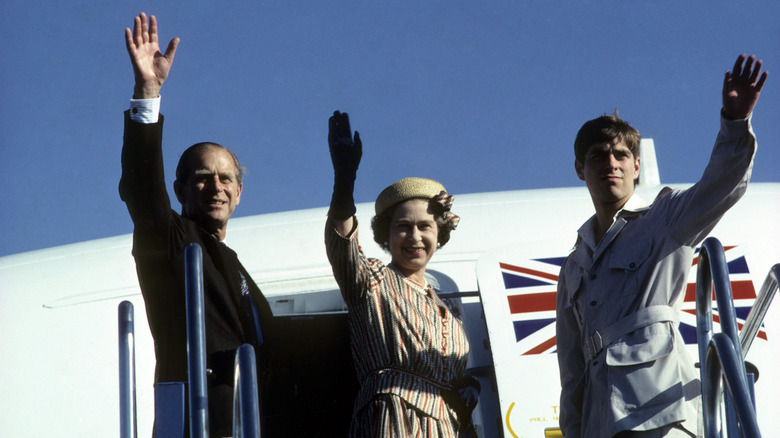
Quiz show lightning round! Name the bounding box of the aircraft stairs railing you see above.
[118,300,137,438]
[118,243,262,438]
[695,237,779,438]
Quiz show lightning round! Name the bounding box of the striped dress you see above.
[325,222,471,437]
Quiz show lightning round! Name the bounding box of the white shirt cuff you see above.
[129,96,161,124]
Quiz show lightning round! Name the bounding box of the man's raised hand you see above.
[125,12,179,99]
[723,54,768,120]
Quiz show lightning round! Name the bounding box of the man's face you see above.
[575,139,639,207]
[175,146,242,236]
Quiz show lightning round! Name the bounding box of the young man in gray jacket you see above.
[556,54,767,437]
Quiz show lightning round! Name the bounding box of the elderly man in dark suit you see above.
[119,12,274,437]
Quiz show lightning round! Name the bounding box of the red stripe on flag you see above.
[523,336,557,355]
[507,291,557,313]
[499,262,559,282]
[684,280,757,302]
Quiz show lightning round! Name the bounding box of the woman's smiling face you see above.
[388,198,439,283]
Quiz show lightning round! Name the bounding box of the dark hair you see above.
[175,142,246,185]
[371,198,455,251]
[574,113,641,163]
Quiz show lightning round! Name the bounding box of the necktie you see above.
[239,271,264,347]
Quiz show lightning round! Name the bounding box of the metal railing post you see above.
[695,237,761,437]
[740,264,780,355]
[118,300,137,438]
[703,335,761,438]
[696,238,743,369]
[232,344,261,438]
[185,243,209,437]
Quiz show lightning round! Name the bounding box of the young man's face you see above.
[575,139,640,208]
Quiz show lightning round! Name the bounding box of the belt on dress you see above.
[369,367,455,392]
[366,367,479,429]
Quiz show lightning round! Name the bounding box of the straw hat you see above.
[374,177,447,216]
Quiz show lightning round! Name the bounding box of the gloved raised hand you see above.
[328,111,362,219]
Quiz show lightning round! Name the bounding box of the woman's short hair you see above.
[371,197,455,251]
[370,177,459,252]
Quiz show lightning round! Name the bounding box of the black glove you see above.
[446,375,481,438]
[328,111,362,220]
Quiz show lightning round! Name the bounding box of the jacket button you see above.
[590,274,597,280]
[590,301,597,307]
[629,262,636,268]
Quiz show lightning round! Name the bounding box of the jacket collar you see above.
[576,193,650,260]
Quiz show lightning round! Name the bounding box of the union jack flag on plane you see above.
[500,246,765,356]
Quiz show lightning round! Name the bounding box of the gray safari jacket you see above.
[556,115,756,437]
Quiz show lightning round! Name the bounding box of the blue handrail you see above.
[118,300,137,438]
[696,238,743,372]
[232,344,261,438]
[740,264,780,356]
[702,334,761,438]
[185,243,210,437]
[695,237,760,437]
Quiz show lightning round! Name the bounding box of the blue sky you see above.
[1,1,778,257]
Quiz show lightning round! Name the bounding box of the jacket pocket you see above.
[608,237,653,272]
[606,323,683,415]
[607,237,653,297]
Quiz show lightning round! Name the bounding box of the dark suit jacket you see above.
[119,111,274,433]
